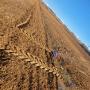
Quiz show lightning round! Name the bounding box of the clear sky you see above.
[43,0,90,50]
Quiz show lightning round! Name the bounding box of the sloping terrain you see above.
[0,0,90,90]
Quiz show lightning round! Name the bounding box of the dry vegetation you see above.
[0,0,90,90]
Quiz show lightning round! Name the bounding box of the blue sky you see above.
[43,0,90,50]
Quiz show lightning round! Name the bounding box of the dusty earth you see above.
[0,0,90,90]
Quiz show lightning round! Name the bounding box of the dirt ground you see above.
[0,0,90,90]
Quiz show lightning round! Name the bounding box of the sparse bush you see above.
[79,42,90,55]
